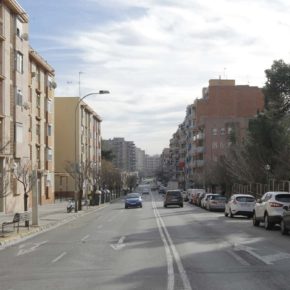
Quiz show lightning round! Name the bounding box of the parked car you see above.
[253,191,290,230]
[281,205,290,235]
[197,192,205,207]
[159,187,166,195]
[125,193,142,209]
[205,195,227,211]
[225,194,255,218]
[164,190,183,208]
[201,193,216,209]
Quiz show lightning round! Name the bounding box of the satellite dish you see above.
[50,81,57,89]
[21,33,29,41]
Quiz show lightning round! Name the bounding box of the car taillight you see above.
[269,202,283,207]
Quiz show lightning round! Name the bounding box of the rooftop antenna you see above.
[223,67,227,79]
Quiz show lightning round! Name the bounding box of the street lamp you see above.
[74,90,110,212]
[265,164,271,191]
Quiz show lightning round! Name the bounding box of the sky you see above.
[19,0,290,155]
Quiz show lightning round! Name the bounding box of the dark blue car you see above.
[125,193,142,209]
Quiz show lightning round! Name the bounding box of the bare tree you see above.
[12,159,36,226]
[65,159,94,211]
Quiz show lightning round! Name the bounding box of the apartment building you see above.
[54,97,102,198]
[136,147,146,175]
[103,138,137,172]
[168,79,264,189]
[144,154,160,177]
[29,49,55,206]
[0,1,56,213]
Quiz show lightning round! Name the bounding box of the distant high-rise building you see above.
[103,138,136,172]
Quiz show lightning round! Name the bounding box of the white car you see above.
[253,191,290,230]
[225,194,255,218]
[201,193,216,209]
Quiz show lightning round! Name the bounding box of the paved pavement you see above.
[0,200,109,248]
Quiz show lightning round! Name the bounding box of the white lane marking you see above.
[263,252,290,264]
[226,250,250,266]
[81,234,90,243]
[110,236,126,250]
[152,200,174,290]
[97,224,103,229]
[17,241,48,256]
[51,251,67,263]
[153,199,192,290]
[234,244,271,265]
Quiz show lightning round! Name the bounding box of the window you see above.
[47,99,52,113]
[37,94,41,108]
[16,18,23,38]
[220,142,224,148]
[212,142,218,149]
[220,128,226,135]
[36,124,40,136]
[15,123,23,143]
[16,51,23,73]
[15,89,23,106]
[227,127,233,134]
[47,124,52,136]
[212,128,217,135]
[47,148,53,161]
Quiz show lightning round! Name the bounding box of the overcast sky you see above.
[20,0,290,155]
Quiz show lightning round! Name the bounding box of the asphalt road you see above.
[1,191,290,290]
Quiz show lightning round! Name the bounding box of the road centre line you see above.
[81,235,90,243]
[51,251,67,264]
[152,199,174,290]
[152,195,192,290]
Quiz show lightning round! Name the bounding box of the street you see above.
[1,191,290,290]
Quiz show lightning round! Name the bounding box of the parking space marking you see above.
[51,251,67,263]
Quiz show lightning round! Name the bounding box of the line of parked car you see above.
[186,189,290,235]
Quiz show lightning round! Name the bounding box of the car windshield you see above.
[167,191,181,197]
[236,196,255,202]
[127,194,140,199]
[275,194,290,202]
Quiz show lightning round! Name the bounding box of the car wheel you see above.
[229,209,234,218]
[180,204,183,208]
[264,213,273,230]
[125,205,128,209]
[164,204,167,208]
[253,212,260,226]
[140,205,143,208]
[224,210,228,217]
[281,220,288,235]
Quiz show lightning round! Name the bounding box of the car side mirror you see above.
[283,205,289,211]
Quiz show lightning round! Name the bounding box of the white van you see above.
[187,188,205,204]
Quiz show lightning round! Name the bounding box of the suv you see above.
[253,191,290,230]
[225,194,255,218]
[164,190,183,208]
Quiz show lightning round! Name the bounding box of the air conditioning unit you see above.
[21,33,29,41]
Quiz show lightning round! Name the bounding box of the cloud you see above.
[38,0,290,154]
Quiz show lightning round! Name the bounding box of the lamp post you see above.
[74,90,109,212]
[265,164,270,191]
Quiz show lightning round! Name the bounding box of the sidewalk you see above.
[0,201,108,249]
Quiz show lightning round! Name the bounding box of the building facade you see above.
[103,138,137,172]
[0,0,55,213]
[167,79,265,189]
[54,97,102,199]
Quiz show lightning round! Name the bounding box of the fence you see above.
[232,179,290,198]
